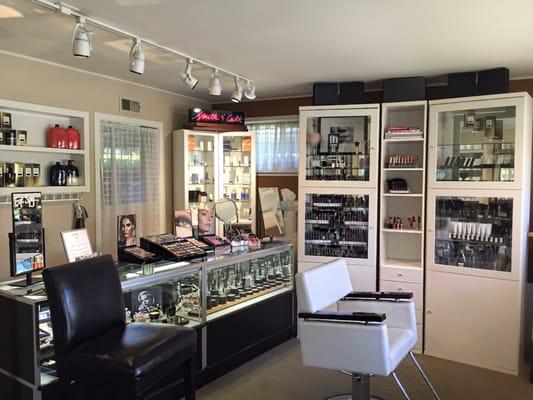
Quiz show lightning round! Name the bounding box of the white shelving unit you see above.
[172,129,256,235]
[0,99,89,197]
[379,100,427,352]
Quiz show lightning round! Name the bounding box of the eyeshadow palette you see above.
[141,233,206,261]
[161,239,206,260]
[186,237,213,252]
[118,245,158,263]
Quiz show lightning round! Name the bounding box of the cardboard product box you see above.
[14,162,25,187]
[0,129,4,144]
[16,130,27,146]
[1,112,12,129]
[32,163,41,187]
[24,163,33,187]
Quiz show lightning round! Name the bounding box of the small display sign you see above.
[189,109,245,125]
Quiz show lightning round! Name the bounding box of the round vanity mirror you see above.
[214,198,238,223]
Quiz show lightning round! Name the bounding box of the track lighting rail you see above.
[31,0,255,98]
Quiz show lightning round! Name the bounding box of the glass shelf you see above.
[304,193,369,259]
[305,114,372,182]
[435,106,516,182]
[434,196,512,271]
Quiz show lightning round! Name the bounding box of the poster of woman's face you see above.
[198,208,215,236]
[118,214,136,248]
[174,210,193,238]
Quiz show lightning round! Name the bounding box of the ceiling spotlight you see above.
[129,38,145,75]
[71,16,93,58]
[209,68,222,96]
[179,58,199,90]
[244,80,256,100]
[231,77,243,103]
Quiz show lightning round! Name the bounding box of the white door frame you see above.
[94,112,164,252]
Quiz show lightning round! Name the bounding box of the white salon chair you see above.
[296,259,440,400]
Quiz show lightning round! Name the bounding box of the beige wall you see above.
[0,52,207,281]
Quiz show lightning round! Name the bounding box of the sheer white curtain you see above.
[247,121,299,173]
[100,121,160,257]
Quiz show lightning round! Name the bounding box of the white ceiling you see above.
[2,0,533,102]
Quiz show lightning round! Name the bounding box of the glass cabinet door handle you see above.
[427,228,433,232]
[397,273,403,277]
[427,310,432,314]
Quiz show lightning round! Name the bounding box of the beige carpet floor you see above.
[198,339,533,400]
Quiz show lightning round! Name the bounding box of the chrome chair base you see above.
[329,353,441,400]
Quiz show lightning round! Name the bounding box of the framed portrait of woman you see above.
[197,208,215,236]
[117,213,137,248]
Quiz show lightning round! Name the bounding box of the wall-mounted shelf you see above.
[0,99,90,198]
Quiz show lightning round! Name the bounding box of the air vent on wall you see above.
[120,97,141,113]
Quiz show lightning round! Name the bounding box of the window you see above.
[98,120,161,256]
[247,119,299,173]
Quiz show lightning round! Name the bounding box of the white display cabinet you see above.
[173,130,219,227]
[427,92,531,190]
[220,131,256,233]
[298,104,380,189]
[0,99,89,196]
[425,189,527,374]
[379,101,427,352]
[425,93,532,375]
[297,186,377,291]
[173,130,256,234]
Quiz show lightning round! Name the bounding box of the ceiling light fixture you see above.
[231,77,243,103]
[244,80,256,100]
[129,38,145,75]
[32,0,256,100]
[71,16,92,58]
[208,68,222,96]
[179,59,199,90]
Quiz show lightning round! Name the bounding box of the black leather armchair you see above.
[43,255,197,400]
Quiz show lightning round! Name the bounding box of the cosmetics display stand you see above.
[173,129,256,235]
[297,104,380,290]
[379,100,427,352]
[0,242,294,400]
[425,92,532,374]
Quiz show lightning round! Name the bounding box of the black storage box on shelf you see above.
[448,71,477,98]
[339,81,364,104]
[477,67,509,95]
[313,82,339,105]
[383,77,426,102]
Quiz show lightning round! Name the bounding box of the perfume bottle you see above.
[65,160,79,186]
[50,161,66,186]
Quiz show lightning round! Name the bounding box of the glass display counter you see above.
[0,242,294,400]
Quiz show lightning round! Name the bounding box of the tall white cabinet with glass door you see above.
[219,131,256,233]
[298,104,380,290]
[173,130,219,230]
[379,101,427,352]
[425,92,532,374]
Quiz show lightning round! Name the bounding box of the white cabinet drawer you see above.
[380,266,423,284]
[380,280,423,310]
